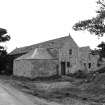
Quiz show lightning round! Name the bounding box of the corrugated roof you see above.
[15,48,56,60]
[9,35,75,55]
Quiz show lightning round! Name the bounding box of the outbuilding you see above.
[13,48,58,78]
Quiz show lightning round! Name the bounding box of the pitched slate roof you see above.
[79,46,91,56]
[9,35,76,55]
[79,46,91,52]
[15,48,56,60]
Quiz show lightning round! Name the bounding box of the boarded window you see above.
[69,49,72,55]
[67,62,70,67]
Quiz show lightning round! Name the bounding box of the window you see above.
[67,62,70,67]
[69,49,72,55]
[88,63,91,69]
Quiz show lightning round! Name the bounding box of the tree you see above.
[73,0,105,37]
[97,41,105,59]
[0,28,10,55]
[0,28,10,74]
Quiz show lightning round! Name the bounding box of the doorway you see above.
[61,62,66,75]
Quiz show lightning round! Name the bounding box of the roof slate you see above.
[79,46,91,52]
[9,36,72,55]
[15,48,56,60]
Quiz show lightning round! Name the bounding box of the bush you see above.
[72,70,87,79]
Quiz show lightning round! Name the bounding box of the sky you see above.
[0,0,105,52]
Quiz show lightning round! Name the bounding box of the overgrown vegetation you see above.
[1,74,105,105]
[0,28,11,74]
[97,41,105,60]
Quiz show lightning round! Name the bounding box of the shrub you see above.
[72,70,87,79]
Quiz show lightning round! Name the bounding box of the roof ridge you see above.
[18,35,70,49]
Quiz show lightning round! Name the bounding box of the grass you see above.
[1,73,105,105]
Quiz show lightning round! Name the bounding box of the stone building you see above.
[13,48,58,78]
[78,46,99,73]
[9,35,99,78]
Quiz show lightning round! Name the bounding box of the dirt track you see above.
[0,81,63,105]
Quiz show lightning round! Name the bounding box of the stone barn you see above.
[10,35,99,78]
[13,48,58,78]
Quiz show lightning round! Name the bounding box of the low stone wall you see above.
[27,81,74,92]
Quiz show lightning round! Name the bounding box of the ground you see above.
[1,74,105,105]
[0,82,35,105]
[0,78,63,105]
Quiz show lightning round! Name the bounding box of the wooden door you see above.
[61,62,66,75]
